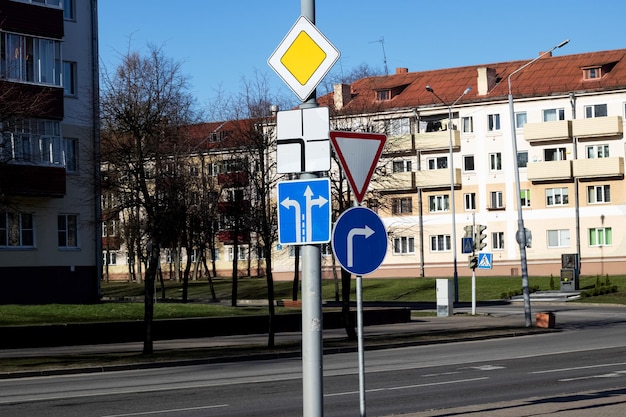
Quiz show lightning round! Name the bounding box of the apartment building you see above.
[318,48,626,279]
[0,0,100,303]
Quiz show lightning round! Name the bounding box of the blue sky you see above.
[99,1,626,111]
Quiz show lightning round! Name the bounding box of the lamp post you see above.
[426,85,471,303]
[508,39,569,327]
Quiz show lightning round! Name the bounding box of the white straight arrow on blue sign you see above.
[278,178,331,245]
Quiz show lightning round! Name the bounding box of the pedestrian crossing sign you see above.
[478,253,493,269]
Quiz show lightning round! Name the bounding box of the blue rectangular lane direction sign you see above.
[277,178,331,245]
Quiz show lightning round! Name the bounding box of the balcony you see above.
[0,164,65,197]
[526,160,572,182]
[102,236,121,251]
[415,168,461,190]
[217,200,251,214]
[523,120,571,143]
[218,230,251,244]
[572,157,624,180]
[414,130,459,152]
[572,116,623,139]
[377,171,415,193]
[383,134,414,155]
[218,171,249,187]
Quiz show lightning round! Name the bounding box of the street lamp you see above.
[508,39,569,327]
[426,85,472,303]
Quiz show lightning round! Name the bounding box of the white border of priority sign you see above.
[332,207,387,275]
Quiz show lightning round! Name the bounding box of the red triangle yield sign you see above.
[329,131,387,204]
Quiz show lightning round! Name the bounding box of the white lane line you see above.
[531,362,626,374]
[100,404,229,417]
[325,377,489,397]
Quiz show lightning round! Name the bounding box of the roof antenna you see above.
[369,37,388,75]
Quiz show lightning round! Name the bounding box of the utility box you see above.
[436,279,454,317]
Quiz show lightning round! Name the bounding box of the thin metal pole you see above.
[356,273,366,417]
[447,106,459,303]
[507,39,569,328]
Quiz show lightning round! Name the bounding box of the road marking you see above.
[325,377,489,397]
[531,361,626,374]
[101,404,229,417]
[559,370,626,382]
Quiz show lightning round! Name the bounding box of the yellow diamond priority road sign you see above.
[268,16,340,102]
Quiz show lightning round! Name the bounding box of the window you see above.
[427,156,448,170]
[547,229,570,248]
[461,116,473,133]
[515,112,527,129]
[0,212,34,247]
[389,118,410,136]
[227,246,248,261]
[489,152,502,171]
[463,155,475,172]
[546,187,569,206]
[517,151,528,168]
[545,147,566,161]
[487,114,501,131]
[520,189,531,207]
[103,252,117,265]
[376,89,391,101]
[392,160,412,173]
[429,195,449,212]
[587,185,610,204]
[586,144,609,159]
[464,193,476,211]
[543,108,565,121]
[393,236,415,254]
[63,61,77,96]
[492,232,504,250]
[489,191,504,209]
[589,227,612,246]
[2,33,62,85]
[584,104,608,118]
[63,0,75,20]
[430,234,451,252]
[64,137,77,172]
[392,197,412,214]
[58,214,78,248]
[1,119,63,165]
[102,219,119,237]
[583,67,602,80]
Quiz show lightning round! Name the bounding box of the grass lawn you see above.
[0,275,623,326]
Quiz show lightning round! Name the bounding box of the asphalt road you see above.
[1,303,625,416]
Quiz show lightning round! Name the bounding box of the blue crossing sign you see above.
[332,207,387,275]
[278,178,331,245]
[478,253,493,269]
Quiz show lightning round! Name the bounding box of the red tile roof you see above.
[319,48,626,113]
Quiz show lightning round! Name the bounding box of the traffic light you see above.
[468,254,478,269]
[474,224,487,251]
[463,225,474,238]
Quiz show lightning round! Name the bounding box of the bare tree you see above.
[100,45,196,354]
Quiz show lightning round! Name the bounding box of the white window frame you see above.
[392,159,412,173]
[589,227,612,247]
[487,113,501,131]
[463,155,475,172]
[586,144,609,159]
[517,151,528,168]
[464,193,476,211]
[430,234,451,252]
[461,116,473,133]
[520,189,531,207]
[389,118,410,136]
[546,187,569,206]
[58,213,78,248]
[489,152,502,171]
[227,245,248,261]
[515,111,527,129]
[547,229,570,248]
[543,108,565,121]
[584,104,608,118]
[489,191,504,209]
[392,197,412,215]
[492,232,504,250]
[63,61,77,96]
[545,147,566,161]
[587,185,610,204]
[393,236,415,255]
[427,156,448,170]
[429,194,449,213]
[0,212,34,247]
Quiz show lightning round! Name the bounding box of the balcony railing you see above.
[526,160,572,182]
[415,168,461,190]
[377,171,415,193]
[414,130,460,152]
[0,163,65,197]
[523,120,571,143]
[572,157,624,179]
[572,116,623,139]
[383,134,414,155]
